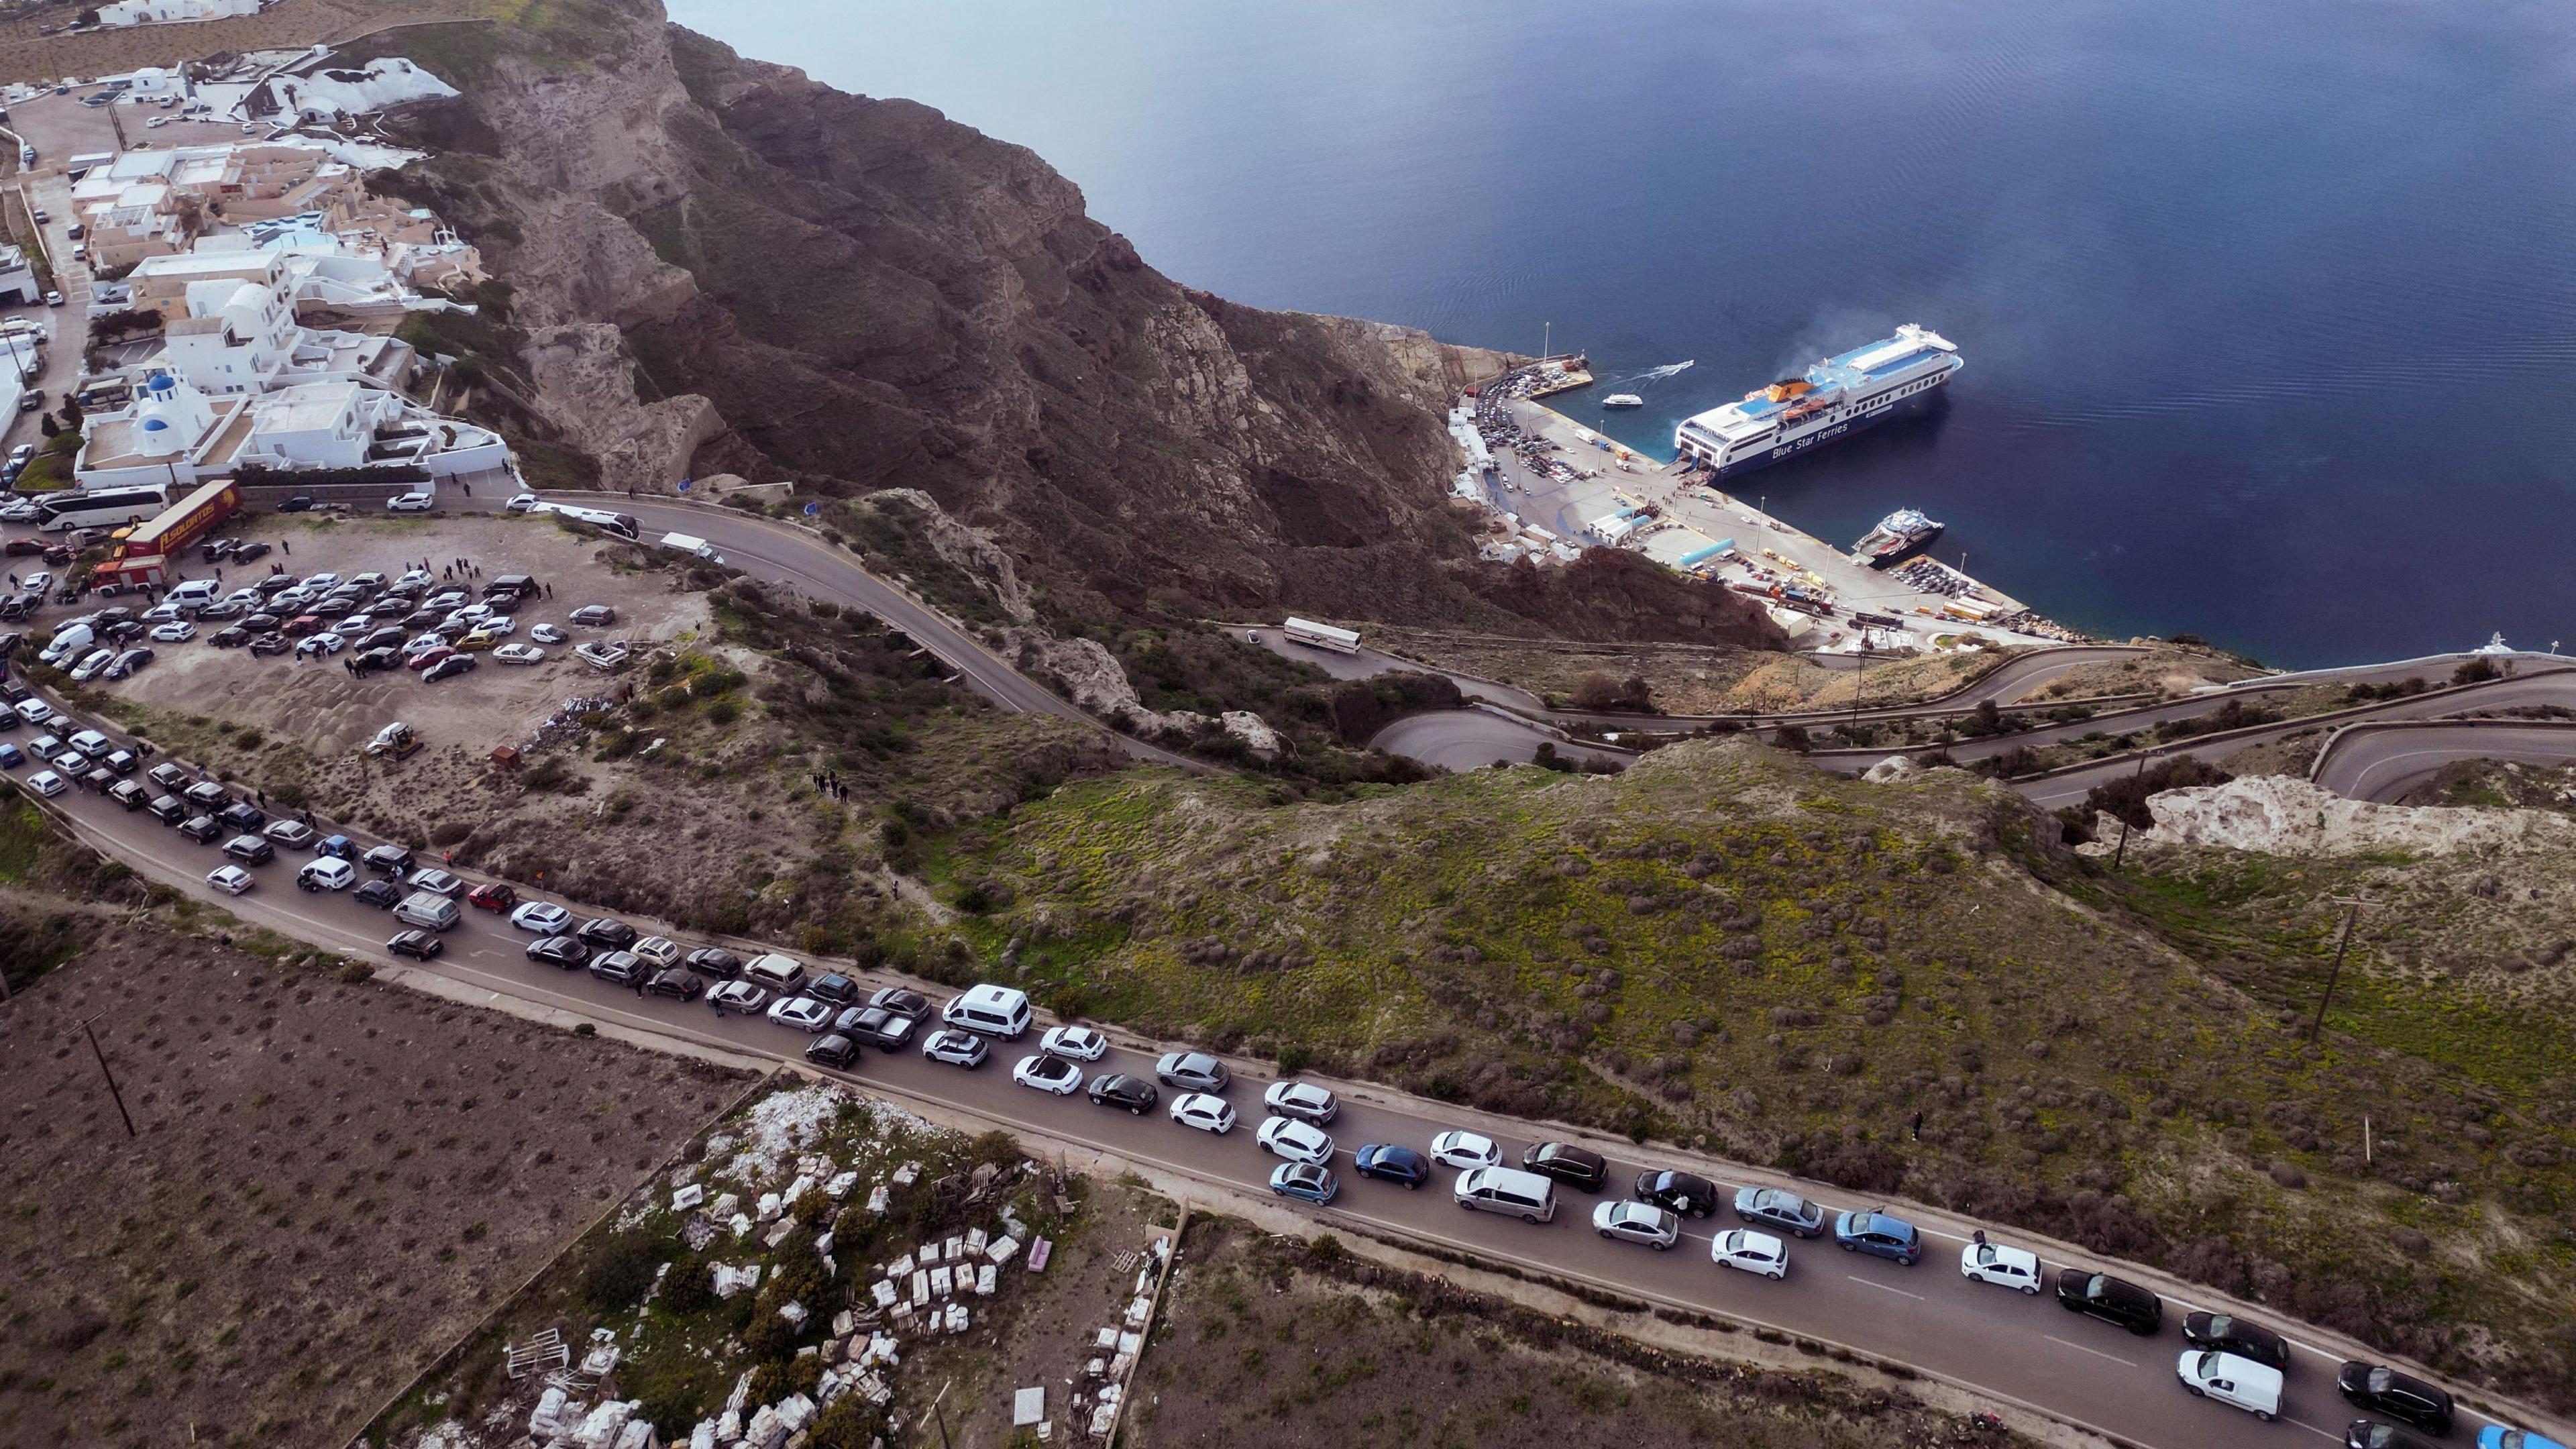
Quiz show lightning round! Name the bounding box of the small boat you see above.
[1601,393,1644,409]
[1851,508,1944,567]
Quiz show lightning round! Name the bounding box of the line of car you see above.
[5,688,2563,1449]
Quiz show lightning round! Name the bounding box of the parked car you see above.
[576,916,637,949]
[2178,1350,2283,1422]
[834,1006,917,1052]
[808,971,860,1006]
[1262,1079,1338,1125]
[707,980,769,1014]
[1256,1116,1334,1166]
[920,1028,989,1069]
[1013,1053,1083,1095]
[362,844,415,876]
[205,863,254,894]
[1269,1161,1339,1206]
[408,867,464,898]
[1591,1199,1680,1250]
[568,604,618,627]
[297,857,356,892]
[645,968,704,1002]
[525,934,592,969]
[806,1034,862,1070]
[1352,1144,1430,1189]
[686,945,743,979]
[386,492,435,514]
[388,929,445,961]
[1519,1141,1608,1193]
[529,623,569,644]
[1039,1024,1108,1061]
[354,879,404,909]
[422,654,476,683]
[588,951,646,986]
[493,642,545,664]
[1633,1169,1720,1219]
[1169,1092,1236,1134]
[2184,1312,2290,1371]
[632,936,682,970]
[867,986,931,1020]
[2336,1364,2453,1436]
[107,778,148,809]
[2057,1270,2164,1336]
[1732,1185,1827,1238]
[1834,1208,1923,1265]
[264,818,317,849]
[2346,1424,2443,1449]
[26,769,68,797]
[221,834,274,866]
[178,813,223,841]
[1961,1240,2043,1293]
[1155,1051,1230,1093]
[217,801,266,832]
[467,881,517,911]
[1428,1130,1500,1171]
[148,620,196,643]
[2477,1428,2571,1449]
[1711,1228,1790,1279]
[1087,1073,1159,1114]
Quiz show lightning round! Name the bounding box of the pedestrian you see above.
[443,565,452,580]
[1910,1110,1923,1141]
[544,582,553,599]
[460,480,472,497]
[282,538,290,556]
[632,973,645,998]
[1972,1228,1987,1247]
[712,996,726,1018]
[256,789,266,806]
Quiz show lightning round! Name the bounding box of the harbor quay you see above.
[1460,369,2084,657]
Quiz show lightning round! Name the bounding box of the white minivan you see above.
[742,952,806,992]
[2176,1350,2282,1421]
[1453,1166,1559,1224]
[941,983,1032,1038]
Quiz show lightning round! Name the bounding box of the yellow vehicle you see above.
[457,627,500,651]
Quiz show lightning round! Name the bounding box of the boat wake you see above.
[1611,360,1696,385]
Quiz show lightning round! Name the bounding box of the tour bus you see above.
[36,484,172,533]
[540,503,641,541]
[1283,616,1362,654]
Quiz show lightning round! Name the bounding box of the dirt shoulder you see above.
[0,906,758,1449]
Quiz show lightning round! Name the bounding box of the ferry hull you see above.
[1703,369,1953,480]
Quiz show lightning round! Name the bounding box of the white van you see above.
[941,983,1032,1039]
[38,623,95,666]
[658,532,724,566]
[393,891,462,932]
[2176,1350,2282,1421]
[166,578,219,612]
[743,952,806,991]
[1453,1166,1559,1224]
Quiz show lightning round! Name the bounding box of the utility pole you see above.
[2306,900,2369,1044]
[1542,321,1550,364]
[2110,753,2148,869]
[82,1016,138,1138]
[1850,637,1870,731]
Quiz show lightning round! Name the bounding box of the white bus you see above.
[35,484,172,534]
[535,502,641,540]
[1283,616,1362,654]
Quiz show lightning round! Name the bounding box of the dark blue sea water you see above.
[667,0,2576,667]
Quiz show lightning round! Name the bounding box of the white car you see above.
[1039,1024,1108,1061]
[505,492,541,513]
[336,614,375,634]
[529,623,569,645]
[141,601,184,623]
[1256,1116,1334,1165]
[303,572,341,588]
[510,900,573,934]
[26,769,67,797]
[15,700,56,727]
[1961,1240,2042,1293]
[633,935,682,969]
[1711,1228,1790,1279]
[574,641,629,670]
[1263,1079,1338,1125]
[206,863,255,895]
[1594,1200,1682,1250]
[1170,1093,1236,1135]
[294,631,346,657]
[297,857,356,891]
[493,642,545,665]
[708,979,769,1013]
[68,647,115,681]
[148,620,197,643]
[2176,1350,2282,1422]
[68,730,113,757]
[386,492,436,514]
[767,996,835,1032]
[448,602,493,625]
[1428,1130,1500,1171]
[1013,1053,1083,1095]
[921,1028,988,1068]
[396,569,435,590]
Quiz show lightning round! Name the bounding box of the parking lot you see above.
[3,510,713,755]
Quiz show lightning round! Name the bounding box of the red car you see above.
[466,880,517,911]
[405,645,452,670]
[282,614,325,637]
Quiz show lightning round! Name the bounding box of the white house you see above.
[0,244,38,307]
[95,0,259,29]
[75,372,506,488]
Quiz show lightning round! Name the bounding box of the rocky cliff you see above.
[368,0,1781,647]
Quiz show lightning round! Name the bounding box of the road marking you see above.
[2043,1335,2137,1368]
[2285,1419,2340,1443]
[1845,1275,1924,1300]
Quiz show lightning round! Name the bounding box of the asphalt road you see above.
[1368,706,1633,770]
[9,692,2561,1449]
[2310,720,2576,802]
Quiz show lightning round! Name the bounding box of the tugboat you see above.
[1601,393,1644,409]
[1851,508,1943,568]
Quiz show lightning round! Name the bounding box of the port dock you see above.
[1464,370,2081,655]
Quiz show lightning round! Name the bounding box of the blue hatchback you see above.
[1834,1208,1923,1265]
[1353,1144,1430,1189]
[315,833,356,859]
[1270,1161,1339,1205]
[0,742,22,769]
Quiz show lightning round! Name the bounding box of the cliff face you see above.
[374,0,1780,647]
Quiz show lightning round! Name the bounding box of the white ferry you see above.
[1600,393,1644,409]
[1672,325,1960,478]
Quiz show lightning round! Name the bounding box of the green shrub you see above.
[580,1232,662,1313]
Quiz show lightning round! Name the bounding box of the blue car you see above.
[0,741,21,769]
[1352,1144,1429,1189]
[1834,1208,1923,1265]
[315,833,356,859]
[2481,1428,2569,1449]
[1269,1161,1339,1205]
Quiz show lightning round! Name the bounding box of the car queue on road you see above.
[1,678,2565,1449]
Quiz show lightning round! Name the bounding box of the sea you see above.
[665,0,2576,667]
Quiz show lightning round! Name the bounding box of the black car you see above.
[210,625,252,649]
[569,604,617,627]
[576,916,637,950]
[388,929,443,961]
[422,654,477,683]
[183,780,229,810]
[686,946,742,979]
[231,542,272,564]
[242,611,283,632]
[2335,1364,2453,1436]
[275,495,315,513]
[354,879,403,909]
[248,633,290,657]
[146,794,186,824]
[835,1006,916,1052]
[352,647,402,676]
[102,748,138,775]
[809,971,859,1006]
[2345,1421,2442,1449]
[1519,1142,1609,1193]
[1634,1169,1721,1219]
[587,951,645,985]
[107,778,149,809]
[867,985,931,1020]
[221,835,274,865]
[806,1034,863,1070]
[402,608,444,631]
[362,844,415,876]
[359,626,408,652]
[217,801,267,830]
[2184,1311,2289,1371]
[78,768,115,795]
[643,968,704,1002]
[178,814,223,843]
[2055,1270,2163,1336]
[1087,1073,1159,1114]
[527,934,592,969]
[149,762,190,792]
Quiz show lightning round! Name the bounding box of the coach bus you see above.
[35,484,172,533]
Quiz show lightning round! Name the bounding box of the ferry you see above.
[1851,508,1943,567]
[1672,325,1960,478]
[1600,393,1644,409]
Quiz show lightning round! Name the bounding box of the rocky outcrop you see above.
[2077,774,2576,856]
[367,1,1780,651]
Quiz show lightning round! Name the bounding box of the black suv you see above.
[526,935,592,969]
[809,972,859,1006]
[576,916,637,950]
[1634,1169,1721,1218]
[2055,1270,2163,1336]
[867,985,931,1020]
[1519,1142,1609,1193]
[178,814,223,843]
[2183,1311,2288,1371]
[1089,1073,1159,1115]
[644,968,704,1002]
[686,946,742,979]
[2334,1364,2453,1436]
[363,843,415,876]
[806,1034,862,1070]
[217,801,266,831]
